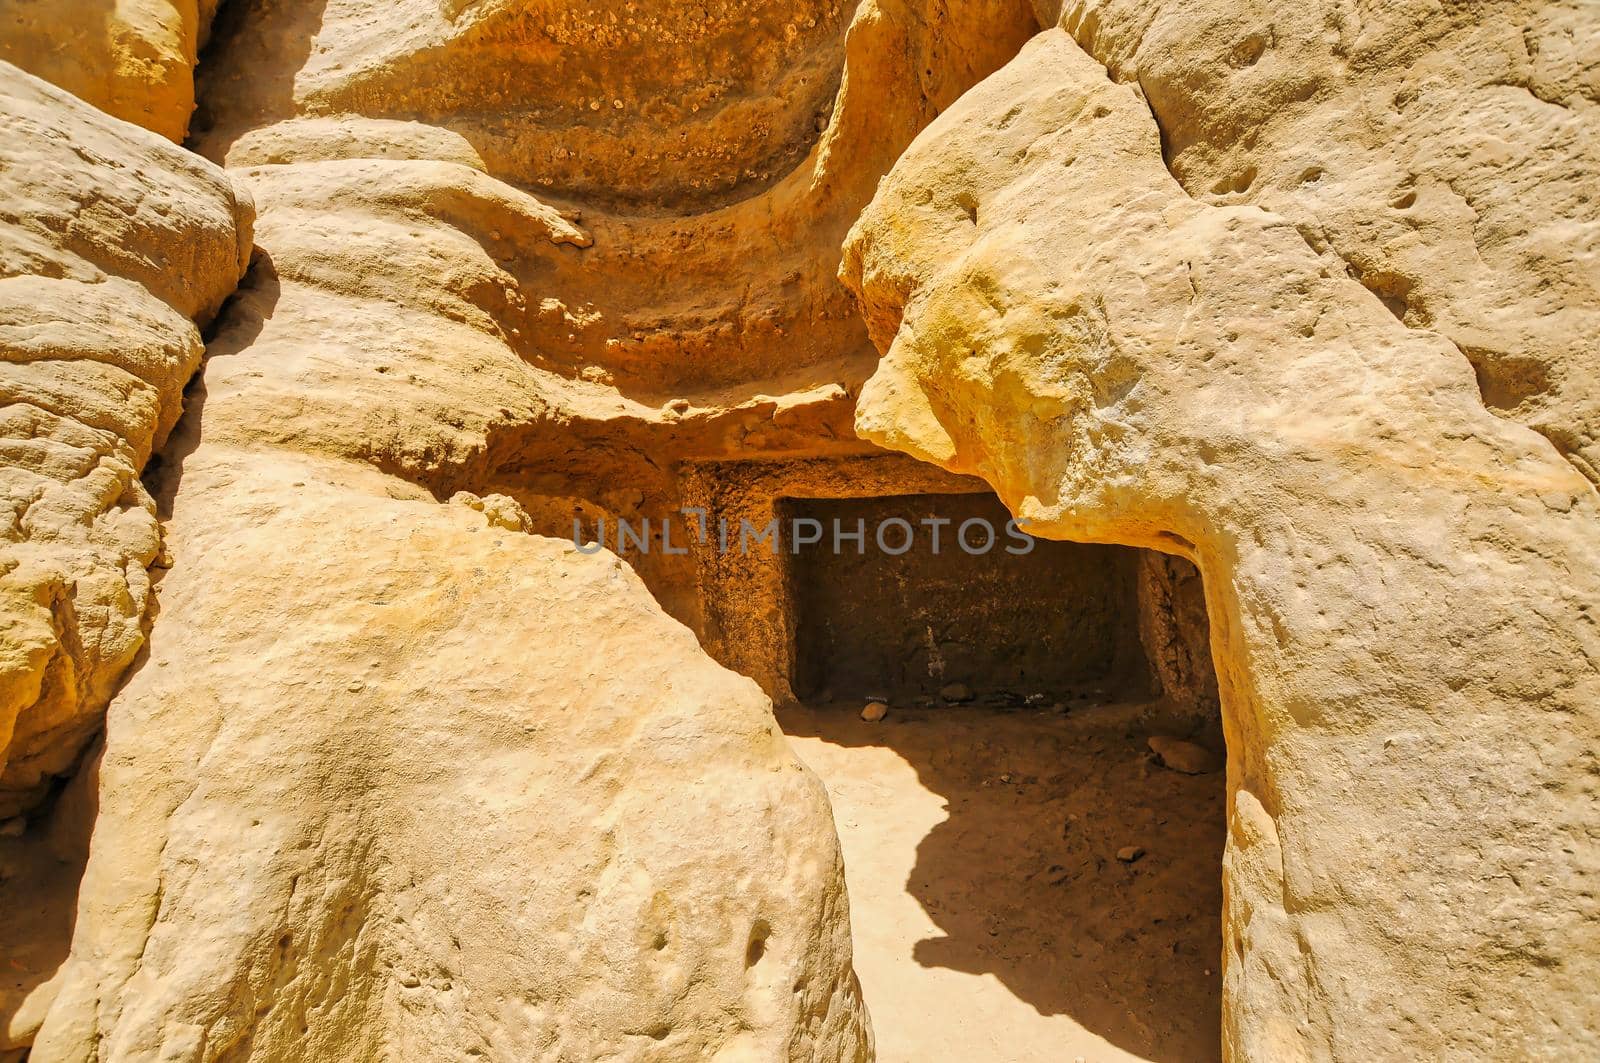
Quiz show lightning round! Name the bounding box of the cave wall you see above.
[788,493,1148,702]
[1136,552,1221,723]
[679,454,986,700]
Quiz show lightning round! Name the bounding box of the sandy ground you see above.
[780,700,1225,1063]
[0,776,90,1060]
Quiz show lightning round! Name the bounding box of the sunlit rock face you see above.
[842,28,1599,1061]
[27,444,870,1062]
[3,1,1046,1059]
[0,63,252,819]
[1046,0,1600,486]
[198,0,855,211]
[2,0,1597,1059]
[0,0,223,142]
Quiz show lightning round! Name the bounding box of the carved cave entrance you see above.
[785,493,1150,706]
[688,461,1226,1061]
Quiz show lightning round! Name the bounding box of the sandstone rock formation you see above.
[1136,553,1219,721]
[0,0,221,141]
[843,27,1599,1059]
[0,62,252,818]
[28,443,868,1061]
[6,2,1051,1058]
[3,0,1597,1059]
[5,4,936,1054]
[182,0,1043,678]
[1046,0,1600,485]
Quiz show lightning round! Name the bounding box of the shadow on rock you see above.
[779,698,1226,1063]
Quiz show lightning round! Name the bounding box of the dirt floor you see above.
[0,776,90,1061]
[779,699,1225,1063]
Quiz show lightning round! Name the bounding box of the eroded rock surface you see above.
[1050,0,1600,484]
[1136,553,1219,721]
[0,63,251,817]
[31,444,868,1062]
[185,0,1042,660]
[0,0,221,141]
[192,0,1039,402]
[843,28,1600,1060]
[4,0,1596,1058]
[3,1,1054,1057]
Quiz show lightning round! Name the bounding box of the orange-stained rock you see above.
[0,0,221,141]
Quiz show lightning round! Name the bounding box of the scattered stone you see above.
[1116,845,1145,863]
[939,683,972,703]
[860,702,888,722]
[1148,735,1223,775]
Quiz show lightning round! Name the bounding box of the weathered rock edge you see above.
[0,62,253,818]
[843,29,1599,1060]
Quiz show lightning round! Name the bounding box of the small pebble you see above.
[860,702,888,722]
[1116,845,1145,863]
